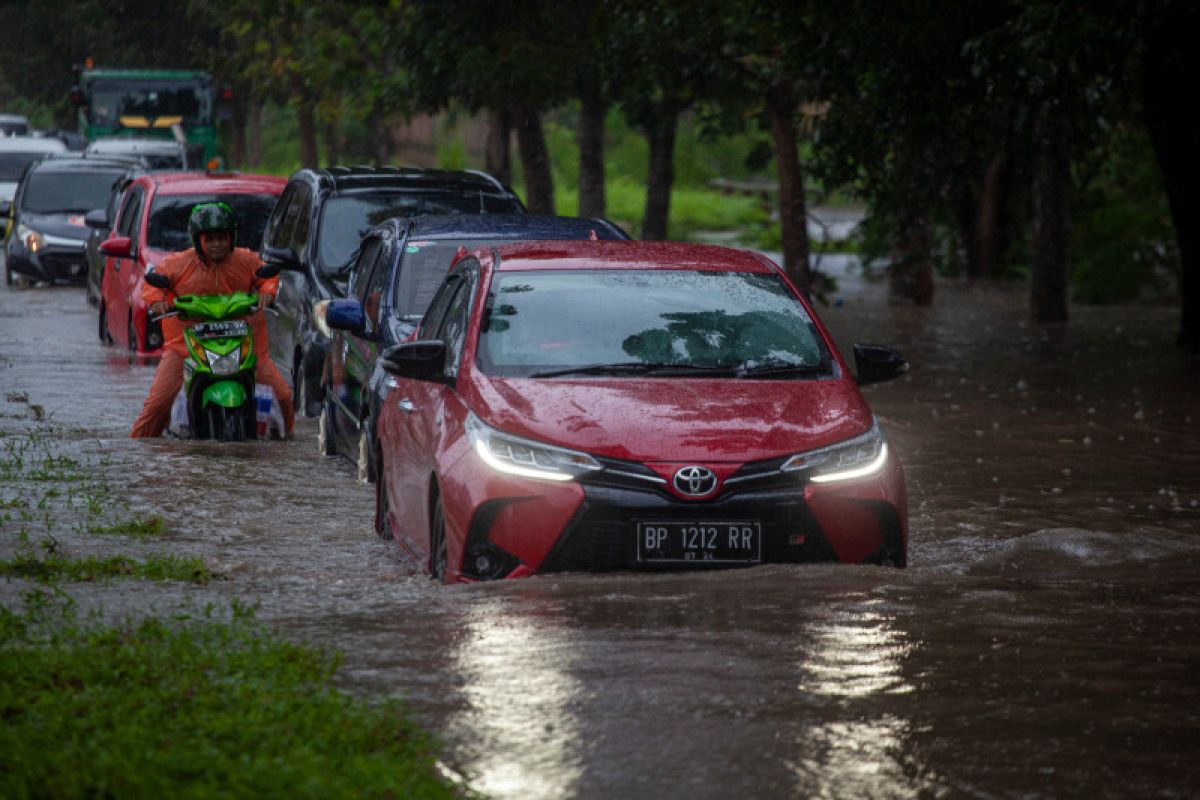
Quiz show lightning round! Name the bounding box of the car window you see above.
[117,187,144,238]
[144,193,280,253]
[419,273,464,340]
[361,240,393,331]
[266,185,298,249]
[291,185,312,254]
[435,269,476,376]
[0,152,51,182]
[352,238,384,305]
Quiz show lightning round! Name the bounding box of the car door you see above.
[392,265,477,546]
[102,185,144,345]
[264,185,302,372]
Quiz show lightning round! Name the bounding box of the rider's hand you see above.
[258,291,275,309]
[149,301,169,317]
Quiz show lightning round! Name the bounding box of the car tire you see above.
[98,302,113,344]
[430,494,447,582]
[356,421,375,484]
[292,359,304,416]
[373,451,393,541]
[318,396,337,456]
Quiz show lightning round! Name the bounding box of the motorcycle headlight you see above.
[313,300,332,338]
[782,419,889,484]
[466,412,602,482]
[17,224,44,253]
[207,349,241,376]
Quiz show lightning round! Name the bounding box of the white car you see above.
[0,136,69,206]
[85,138,187,170]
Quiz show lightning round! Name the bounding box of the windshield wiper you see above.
[529,362,735,378]
[734,361,832,379]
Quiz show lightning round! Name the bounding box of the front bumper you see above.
[443,452,907,582]
[7,239,88,283]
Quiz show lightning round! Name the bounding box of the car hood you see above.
[17,211,91,242]
[467,375,874,464]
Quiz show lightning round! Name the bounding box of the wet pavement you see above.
[2,263,1199,798]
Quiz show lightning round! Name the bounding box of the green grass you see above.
[87,514,166,539]
[0,601,460,799]
[0,552,212,584]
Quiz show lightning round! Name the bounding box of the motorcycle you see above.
[144,266,285,441]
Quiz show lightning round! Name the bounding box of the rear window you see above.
[316,191,524,273]
[20,169,127,213]
[145,193,281,252]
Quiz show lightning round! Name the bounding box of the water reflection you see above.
[450,598,583,799]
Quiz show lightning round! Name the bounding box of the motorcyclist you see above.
[130,201,294,438]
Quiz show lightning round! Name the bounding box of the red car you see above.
[375,241,909,584]
[97,171,286,356]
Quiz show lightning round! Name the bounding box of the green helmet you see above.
[188,201,237,256]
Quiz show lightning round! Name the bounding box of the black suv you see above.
[4,153,145,287]
[261,166,525,417]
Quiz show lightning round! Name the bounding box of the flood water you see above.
[2,264,1198,798]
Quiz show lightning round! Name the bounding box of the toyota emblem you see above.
[673,465,718,497]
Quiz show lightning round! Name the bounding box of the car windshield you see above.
[317,192,523,273]
[20,169,127,213]
[88,79,211,127]
[477,270,832,378]
[145,193,280,252]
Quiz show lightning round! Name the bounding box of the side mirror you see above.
[381,340,448,383]
[84,209,109,230]
[99,236,133,258]
[325,298,368,336]
[144,271,172,290]
[255,263,282,280]
[260,244,301,271]
[853,344,909,386]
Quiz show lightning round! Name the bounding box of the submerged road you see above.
[2,264,1199,798]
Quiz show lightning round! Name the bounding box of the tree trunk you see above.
[766,80,811,292]
[949,179,980,279]
[577,92,607,219]
[978,146,1009,279]
[247,101,263,167]
[296,96,318,169]
[889,212,934,305]
[514,104,555,214]
[368,102,390,167]
[1030,104,1072,324]
[323,116,340,168]
[485,106,512,187]
[227,98,246,170]
[1142,8,1200,353]
[642,112,677,241]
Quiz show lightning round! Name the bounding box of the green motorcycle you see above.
[145,268,282,441]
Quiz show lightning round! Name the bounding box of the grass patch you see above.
[0,553,212,584]
[88,514,166,540]
[0,600,460,799]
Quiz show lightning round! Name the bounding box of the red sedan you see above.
[98,171,286,356]
[376,241,909,583]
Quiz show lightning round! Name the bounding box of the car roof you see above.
[145,171,287,195]
[489,240,781,274]
[33,153,145,171]
[387,213,627,241]
[294,165,518,197]
[0,136,68,153]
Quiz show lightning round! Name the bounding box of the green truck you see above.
[71,67,221,167]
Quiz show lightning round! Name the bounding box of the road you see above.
[2,266,1199,798]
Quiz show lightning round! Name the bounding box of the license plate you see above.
[191,320,249,338]
[636,521,762,564]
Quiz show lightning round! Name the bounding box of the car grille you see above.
[39,253,88,281]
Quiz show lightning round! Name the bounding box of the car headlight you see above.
[16,224,44,253]
[208,349,241,376]
[466,411,602,482]
[782,419,889,484]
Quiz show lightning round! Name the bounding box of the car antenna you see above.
[478,190,484,213]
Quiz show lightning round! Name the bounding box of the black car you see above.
[322,213,630,482]
[261,165,525,418]
[4,153,145,287]
[84,167,143,306]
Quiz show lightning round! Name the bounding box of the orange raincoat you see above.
[130,247,294,438]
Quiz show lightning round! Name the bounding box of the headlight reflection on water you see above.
[451,605,584,799]
[789,605,925,798]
